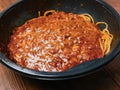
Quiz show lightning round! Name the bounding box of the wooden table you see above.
[0,0,120,90]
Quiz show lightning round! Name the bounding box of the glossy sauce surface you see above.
[8,12,104,72]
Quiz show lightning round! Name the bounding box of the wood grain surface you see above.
[0,0,120,90]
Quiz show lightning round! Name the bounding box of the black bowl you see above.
[0,0,120,80]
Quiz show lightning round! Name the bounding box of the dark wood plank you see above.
[0,0,16,12]
[105,0,120,13]
[105,54,120,87]
[0,0,120,90]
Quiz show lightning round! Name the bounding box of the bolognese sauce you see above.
[8,11,109,72]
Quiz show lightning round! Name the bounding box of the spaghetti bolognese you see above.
[8,10,113,72]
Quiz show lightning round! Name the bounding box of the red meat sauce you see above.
[8,11,104,72]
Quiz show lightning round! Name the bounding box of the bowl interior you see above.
[0,0,120,80]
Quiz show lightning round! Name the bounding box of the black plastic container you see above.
[0,0,120,80]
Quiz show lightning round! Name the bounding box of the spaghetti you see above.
[8,10,113,72]
[43,10,113,55]
[79,14,113,55]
